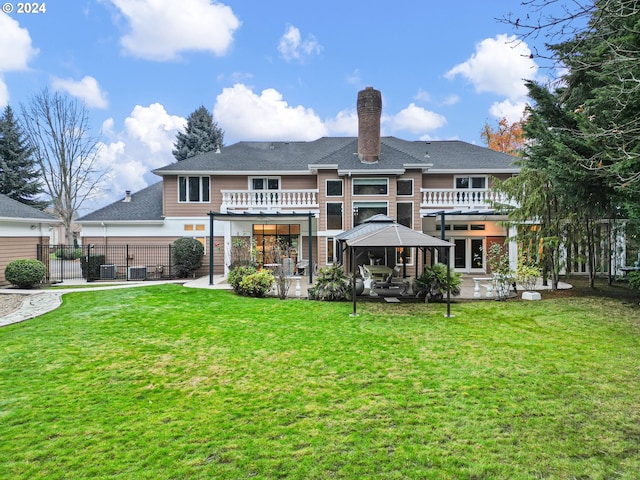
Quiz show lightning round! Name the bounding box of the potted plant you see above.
[415,263,462,302]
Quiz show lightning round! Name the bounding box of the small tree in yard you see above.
[487,242,515,300]
[172,238,204,278]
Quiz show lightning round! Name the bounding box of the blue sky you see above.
[0,0,552,211]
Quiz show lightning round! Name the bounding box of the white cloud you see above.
[213,84,327,141]
[489,98,528,123]
[106,0,241,61]
[278,25,322,62]
[0,77,8,108]
[124,103,186,155]
[441,94,461,106]
[325,109,358,136]
[51,75,109,109]
[446,34,537,100]
[414,89,431,103]
[0,13,38,107]
[386,103,447,134]
[88,104,186,209]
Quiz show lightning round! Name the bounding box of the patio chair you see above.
[370,272,408,297]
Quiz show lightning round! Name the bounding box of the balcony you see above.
[421,189,509,212]
[220,189,319,212]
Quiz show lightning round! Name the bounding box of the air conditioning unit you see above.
[100,264,117,280]
[127,266,147,280]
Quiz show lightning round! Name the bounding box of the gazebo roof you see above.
[338,215,453,248]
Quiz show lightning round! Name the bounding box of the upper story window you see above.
[397,178,413,196]
[179,176,210,202]
[326,202,343,230]
[455,176,487,189]
[353,178,388,196]
[326,179,343,197]
[251,177,280,190]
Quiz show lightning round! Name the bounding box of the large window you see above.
[353,178,388,195]
[455,176,486,189]
[326,202,343,230]
[179,176,210,202]
[253,224,300,266]
[396,202,413,228]
[396,178,413,196]
[326,179,343,197]
[353,201,387,226]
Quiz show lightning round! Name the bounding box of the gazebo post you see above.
[444,245,454,318]
[350,245,358,317]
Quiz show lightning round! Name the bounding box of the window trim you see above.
[396,178,414,196]
[178,176,210,203]
[326,237,335,264]
[352,177,389,196]
[454,175,487,190]
[326,179,344,197]
[249,176,281,190]
[326,201,344,230]
[396,201,414,229]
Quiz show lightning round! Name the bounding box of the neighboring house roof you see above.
[152,137,519,176]
[0,194,58,222]
[76,182,164,223]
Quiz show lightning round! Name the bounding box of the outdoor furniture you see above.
[371,272,408,297]
[363,265,393,282]
[296,260,309,275]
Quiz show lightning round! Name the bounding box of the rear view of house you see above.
[77,88,519,278]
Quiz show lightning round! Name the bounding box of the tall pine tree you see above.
[173,106,224,161]
[0,105,45,208]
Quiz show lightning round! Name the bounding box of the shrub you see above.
[172,238,205,278]
[54,248,82,260]
[517,261,541,292]
[238,270,274,297]
[629,271,640,291]
[80,254,105,281]
[5,259,46,288]
[308,264,351,301]
[228,265,257,292]
[415,263,462,302]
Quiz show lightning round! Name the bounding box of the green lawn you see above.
[1,284,639,479]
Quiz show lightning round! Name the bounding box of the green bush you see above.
[54,248,83,260]
[629,271,640,291]
[172,238,205,278]
[5,259,46,288]
[415,263,462,302]
[228,265,257,292]
[80,254,105,281]
[238,270,274,297]
[308,264,351,301]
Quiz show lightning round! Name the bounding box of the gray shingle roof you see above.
[0,194,57,221]
[76,182,164,222]
[83,137,519,222]
[153,137,519,174]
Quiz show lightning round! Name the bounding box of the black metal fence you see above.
[37,244,175,283]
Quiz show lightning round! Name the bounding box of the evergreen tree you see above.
[172,106,224,161]
[0,105,45,207]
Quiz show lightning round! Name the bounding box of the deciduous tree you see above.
[480,116,526,156]
[21,89,108,244]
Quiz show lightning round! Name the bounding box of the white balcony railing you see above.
[421,189,508,210]
[220,189,319,212]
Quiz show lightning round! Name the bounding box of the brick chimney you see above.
[357,86,382,163]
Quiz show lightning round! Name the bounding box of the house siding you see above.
[0,236,48,286]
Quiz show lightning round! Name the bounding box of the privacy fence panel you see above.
[38,244,174,283]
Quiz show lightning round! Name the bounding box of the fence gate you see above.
[37,244,174,284]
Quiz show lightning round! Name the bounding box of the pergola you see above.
[339,216,455,317]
